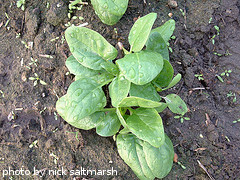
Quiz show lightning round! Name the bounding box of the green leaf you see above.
[126,108,165,147]
[143,134,174,179]
[69,112,105,130]
[66,55,102,76]
[130,83,161,101]
[117,51,164,85]
[118,96,165,108]
[56,95,105,130]
[65,26,118,70]
[153,59,174,88]
[129,13,157,52]
[117,133,174,180]
[66,55,115,85]
[96,111,121,137]
[154,103,168,113]
[109,74,131,107]
[56,78,107,124]
[162,73,182,91]
[165,94,188,115]
[146,32,169,60]
[91,0,129,25]
[151,19,175,43]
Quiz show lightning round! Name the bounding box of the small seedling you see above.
[50,153,58,164]
[16,32,21,38]
[177,161,186,169]
[195,74,204,81]
[227,91,237,103]
[179,9,185,16]
[221,69,232,77]
[233,119,240,123]
[0,90,4,98]
[211,25,220,45]
[5,12,10,28]
[17,0,25,11]
[54,112,58,120]
[174,115,190,123]
[29,73,47,86]
[40,107,47,114]
[21,40,30,49]
[209,17,212,24]
[29,140,38,148]
[50,37,59,42]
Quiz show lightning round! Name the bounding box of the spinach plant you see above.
[90,0,129,25]
[56,13,188,179]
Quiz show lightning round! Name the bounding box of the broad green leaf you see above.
[153,59,174,88]
[96,111,121,136]
[91,0,129,25]
[109,74,131,107]
[143,134,174,179]
[69,111,105,130]
[165,94,188,115]
[126,108,165,147]
[75,73,114,85]
[155,103,168,113]
[146,32,169,60]
[65,26,118,70]
[162,73,182,91]
[151,19,175,43]
[117,133,174,180]
[56,78,107,124]
[118,96,165,108]
[117,51,163,85]
[66,55,103,76]
[129,13,157,52]
[130,83,161,101]
[56,95,105,130]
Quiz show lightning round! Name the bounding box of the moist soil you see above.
[0,0,239,179]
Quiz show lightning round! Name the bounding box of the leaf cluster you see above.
[56,13,188,179]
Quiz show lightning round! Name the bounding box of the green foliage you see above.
[91,0,129,25]
[56,13,188,179]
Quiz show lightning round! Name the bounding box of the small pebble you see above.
[168,0,178,8]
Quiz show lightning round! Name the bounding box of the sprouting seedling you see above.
[29,73,47,86]
[209,17,213,24]
[233,119,240,123]
[216,69,232,83]
[68,0,87,19]
[211,25,220,45]
[221,69,232,77]
[21,40,30,49]
[179,9,185,17]
[50,153,59,164]
[174,115,190,123]
[195,74,204,81]
[28,57,38,67]
[16,32,21,38]
[177,161,186,169]
[5,12,10,28]
[227,91,237,103]
[0,90,4,98]
[17,0,25,11]
[29,140,38,148]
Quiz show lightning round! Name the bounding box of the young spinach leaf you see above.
[96,111,121,136]
[56,78,107,123]
[126,108,165,147]
[65,26,118,70]
[129,13,157,52]
[151,19,175,43]
[118,96,165,108]
[152,59,174,88]
[109,74,131,107]
[165,94,188,115]
[91,0,129,25]
[130,83,161,101]
[117,50,163,85]
[117,133,174,179]
[146,32,169,60]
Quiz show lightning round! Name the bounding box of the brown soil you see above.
[0,0,239,179]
